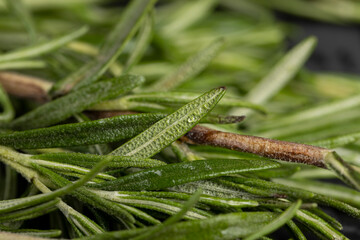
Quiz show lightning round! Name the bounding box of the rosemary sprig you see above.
[1,0,360,239]
[0,26,88,63]
[9,74,144,130]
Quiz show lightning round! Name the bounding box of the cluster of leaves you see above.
[0,0,360,239]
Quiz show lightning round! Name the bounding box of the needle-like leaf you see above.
[0,198,59,223]
[92,91,266,114]
[0,113,164,148]
[244,200,302,240]
[0,84,14,123]
[5,0,37,43]
[131,189,203,240]
[9,74,144,130]
[324,151,360,191]
[0,60,46,70]
[0,26,88,63]
[33,152,165,169]
[110,87,226,157]
[257,93,360,132]
[33,164,136,224]
[123,13,153,73]
[94,158,280,191]
[309,131,360,149]
[81,212,279,240]
[230,36,317,115]
[1,1,360,239]
[0,144,132,215]
[94,190,210,220]
[273,178,360,208]
[145,38,224,92]
[295,210,348,240]
[50,0,156,95]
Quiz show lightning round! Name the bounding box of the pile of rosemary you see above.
[1,0,360,239]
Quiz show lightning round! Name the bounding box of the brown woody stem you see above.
[182,125,331,168]
[0,71,52,102]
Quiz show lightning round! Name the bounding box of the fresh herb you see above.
[0,0,360,239]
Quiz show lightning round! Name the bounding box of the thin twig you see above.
[0,73,345,170]
[0,71,52,102]
[182,125,331,168]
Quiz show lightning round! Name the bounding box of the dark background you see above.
[283,14,360,75]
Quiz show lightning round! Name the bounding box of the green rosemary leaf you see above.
[65,41,123,77]
[52,171,105,184]
[0,144,124,215]
[221,176,315,199]
[123,13,153,73]
[33,164,135,224]
[5,0,37,43]
[51,0,156,95]
[31,160,115,181]
[202,114,246,124]
[258,199,315,210]
[257,93,360,132]
[309,131,360,149]
[67,208,104,236]
[286,220,307,240]
[0,60,46,70]
[2,1,360,239]
[324,151,360,191]
[73,112,112,155]
[244,200,302,240]
[309,208,343,231]
[220,0,272,20]
[0,228,61,238]
[0,0,104,10]
[145,38,224,92]
[162,189,202,224]
[109,191,258,209]
[33,152,165,169]
[0,26,88,63]
[110,87,226,157]
[94,158,280,191]
[159,0,217,36]
[190,194,259,209]
[312,193,360,219]
[1,113,164,148]
[0,84,14,123]
[241,165,300,179]
[171,141,203,162]
[92,91,266,114]
[116,204,161,225]
[2,166,17,200]
[170,179,257,199]
[39,187,104,236]
[78,212,279,240]
[0,187,52,214]
[131,189,203,240]
[139,211,279,240]
[9,74,144,130]
[0,198,59,223]
[273,178,360,208]
[295,210,348,240]
[231,36,317,115]
[253,0,347,23]
[94,190,210,220]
